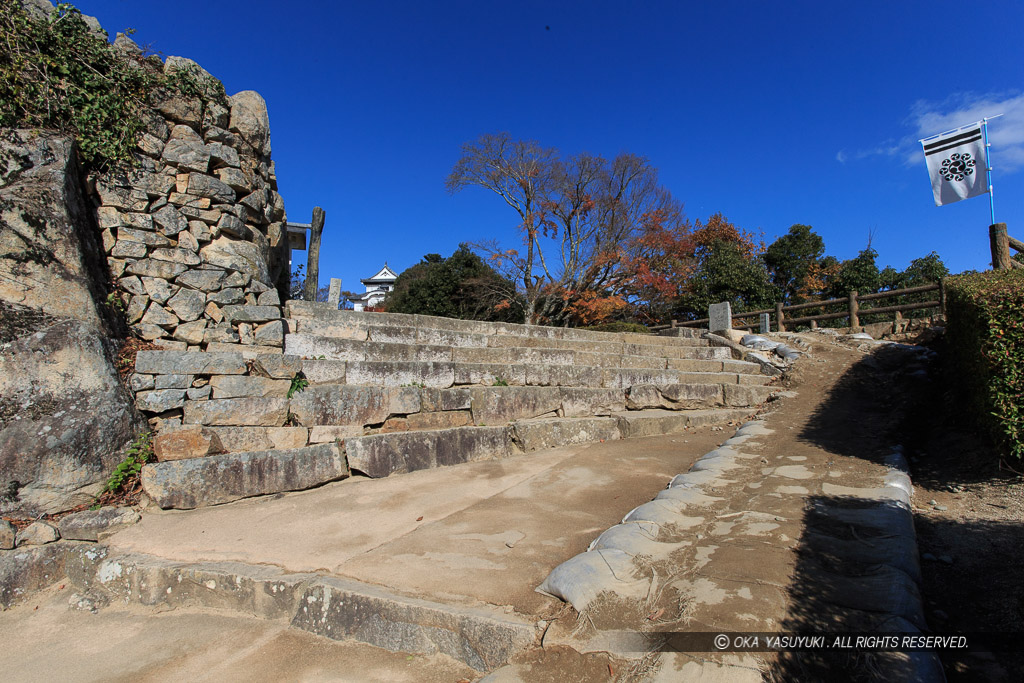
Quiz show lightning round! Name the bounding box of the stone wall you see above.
[93,38,291,356]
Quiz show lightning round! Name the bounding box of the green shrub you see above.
[944,269,1024,460]
[582,322,650,334]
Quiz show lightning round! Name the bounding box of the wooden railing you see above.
[651,282,944,333]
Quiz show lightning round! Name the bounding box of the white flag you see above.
[921,123,988,206]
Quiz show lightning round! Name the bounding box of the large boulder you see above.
[199,234,271,285]
[228,91,271,157]
[0,130,145,515]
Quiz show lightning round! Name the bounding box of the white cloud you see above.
[850,92,1024,173]
[907,92,1024,171]
[836,149,847,164]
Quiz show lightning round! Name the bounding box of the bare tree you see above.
[446,133,557,324]
[449,133,684,325]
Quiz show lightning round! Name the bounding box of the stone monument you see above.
[709,302,732,333]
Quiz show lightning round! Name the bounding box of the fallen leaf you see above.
[416,516,423,521]
[646,607,664,621]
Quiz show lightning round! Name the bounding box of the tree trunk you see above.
[303,207,325,302]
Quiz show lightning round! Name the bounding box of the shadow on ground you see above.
[774,339,1024,682]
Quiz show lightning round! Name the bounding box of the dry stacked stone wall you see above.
[93,44,291,357]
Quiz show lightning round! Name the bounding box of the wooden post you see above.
[303,207,326,302]
[939,278,947,316]
[809,319,818,330]
[775,302,785,332]
[848,290,859,329]
[990,223,1011,270]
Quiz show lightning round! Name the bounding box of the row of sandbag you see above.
[535,420,772,611]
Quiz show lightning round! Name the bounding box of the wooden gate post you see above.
[848,290,859,329]
[990,223,1011,270]
[303,207,326,302]
[775,302,785,332]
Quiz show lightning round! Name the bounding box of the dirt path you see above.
[501,334,1021,682]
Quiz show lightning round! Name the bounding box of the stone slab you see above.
[56,507,140,541]
[345,361,456,389]
[345,426,511,478]
[510,417,620,452]
[182,397,289,427]
[205,426,309,454]
[140,443,348,509]
[468,386,561,426]
[134,350,246,375]
[291,576,536,672]
[288,386,420,427]
[208,375,291,399]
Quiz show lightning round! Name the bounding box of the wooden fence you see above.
[651,282,944,333]
[649,222,1017,333]
[990,222,1024,271]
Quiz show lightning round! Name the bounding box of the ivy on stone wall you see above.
[0,1,224,169]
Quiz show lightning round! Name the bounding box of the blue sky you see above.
[75,0,1024,291]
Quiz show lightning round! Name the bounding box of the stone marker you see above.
[709,302,732,333]
[328,278,342,309]
[760,313,771,334]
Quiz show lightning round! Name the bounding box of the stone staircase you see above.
[137,303,776,509]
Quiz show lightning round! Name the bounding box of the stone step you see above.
[292,318,709,355]
[67,549,536,672]
[284,302,702,348]
[146,406,762,506]
[614,408,755,438]
[174,383,775,432]
[141,442,348,509]
[299,358,760,389]
[284,333,727,366]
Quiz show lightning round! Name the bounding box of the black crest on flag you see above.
[939,152,976,182]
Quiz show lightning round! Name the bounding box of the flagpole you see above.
[983,117,996,225]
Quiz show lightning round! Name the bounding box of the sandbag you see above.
[741,334,781,351]
[535,548,647,612]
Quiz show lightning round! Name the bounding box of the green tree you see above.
[385,245,524,322]
[763,224,826,303]
[879,251,949,319]
[899,251,950,287]
[675,240,778,319]
[831,246,881,297]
